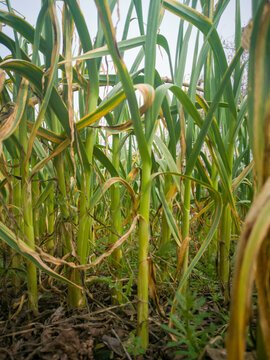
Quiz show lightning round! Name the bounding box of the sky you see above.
[0,0,252,80]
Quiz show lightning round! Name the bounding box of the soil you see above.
[0,281,183,360]
[0,280,256,360]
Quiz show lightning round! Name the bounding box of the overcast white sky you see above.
[0,0,252,79]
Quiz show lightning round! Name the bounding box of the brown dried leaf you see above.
[148,257,166,317]
[23,214,142,271]
[134,83,155,116]
[174,237,191,281]
[241,19,253,51]
[0,103,17,140]
[126,168,139,183]
[0,69,5,94]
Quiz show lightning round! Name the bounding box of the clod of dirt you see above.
[39,329,80,360]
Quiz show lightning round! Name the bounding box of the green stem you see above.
[219,118,234,303]
[137,159,151,348]
[160,175,172,280]
[208,163,218,262]
[181,178,191,294]
[111,133,122,303]
[74,129,95,307]
[20,111,38,311]
[12,148,22,292]
[23,182,38,311]
[54,153,79,307]
[31,156,39,244]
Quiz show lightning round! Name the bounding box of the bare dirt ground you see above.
[0,280,257,359]
[0,281,178,360]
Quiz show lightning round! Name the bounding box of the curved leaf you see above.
[0,221,82,290]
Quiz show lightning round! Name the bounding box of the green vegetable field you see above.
[0,0,269,359]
